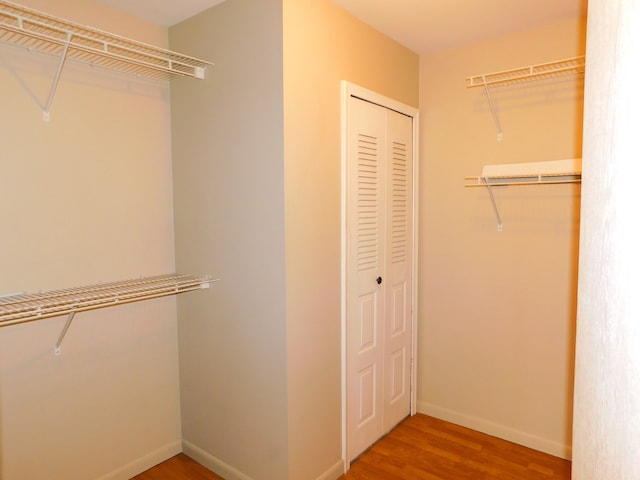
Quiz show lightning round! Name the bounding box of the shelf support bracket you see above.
[54,308,76,356]
[483,178,503,232]
[43,32,72,122]
[482,75,503,141]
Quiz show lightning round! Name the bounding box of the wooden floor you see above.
[131,453,223,480]
[131,414,571,479]
[339,414,570,479]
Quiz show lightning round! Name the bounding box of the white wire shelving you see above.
[0,273,215,354]
[0,0,213,120]
[464,159,582,231]
[466,56,586,141]
[466,56,585,88]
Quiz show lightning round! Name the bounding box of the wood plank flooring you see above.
[339,414,570,480]
[131,453,223,480]
[130,414,571,479]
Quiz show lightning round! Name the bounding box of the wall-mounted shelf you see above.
[466,56,585,140]
[465,159,582,231]
[0,0,213,120]
[0,273,215,354]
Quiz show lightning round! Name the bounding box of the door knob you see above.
[376,276,382,285]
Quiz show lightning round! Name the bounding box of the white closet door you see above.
[346,96,412,462]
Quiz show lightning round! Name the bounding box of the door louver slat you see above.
[391,142,408,264]
[357,133,379,271]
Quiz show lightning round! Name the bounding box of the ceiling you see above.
[93,0,227,28]
[95,0,587,54]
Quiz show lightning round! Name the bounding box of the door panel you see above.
[357,364,376,425]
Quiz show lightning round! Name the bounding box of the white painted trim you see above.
[411,99,420,418]
[418,402,572,460]
[95,440,182,480]
[182,440,253,480]
[340,80,349,471]
[315,459,346,480]
[340,80,419,471]
[345,82,419,118]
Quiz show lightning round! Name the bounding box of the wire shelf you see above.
[465,56,585,141]
[0,0,213,80]
[466,56,585,88]
[464,159,582,231]
[0,273,214,328]
[464,173,582,187]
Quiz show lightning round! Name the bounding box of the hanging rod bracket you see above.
[54,308,76,356]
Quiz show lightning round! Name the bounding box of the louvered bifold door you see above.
[347,97,387,462]
[347,95,413,462]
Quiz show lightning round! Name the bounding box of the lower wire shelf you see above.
[464,159,582,231]
[0,273,215,354]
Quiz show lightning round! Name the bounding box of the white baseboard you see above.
[183,441,344,480]
[315,459,345,480]
[95,440,182,480]
[182,440,253,480]
[417,401,572,460]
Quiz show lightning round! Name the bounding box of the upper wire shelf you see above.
[0,1,213,120]
[466,56,585,140]
[466,56,585,88]
[0,1,213,80]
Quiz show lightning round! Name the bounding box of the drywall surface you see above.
[0,1,180,479]
[169,1,289,479]
[418,18,585,459]
[573,0,640,478]
[283,1,418,477]
[170,0,417,478]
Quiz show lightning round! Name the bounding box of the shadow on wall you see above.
[470,76,585,117]
[564,187,581,448]
[0,43,169,119]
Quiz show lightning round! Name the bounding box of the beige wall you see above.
[0,0,589,478]
[170,0,417,478]
[0,1,181,479]
[418,18,585,459]
[170,1,289,479]
[283,1,418,478]
[573,0,640,477]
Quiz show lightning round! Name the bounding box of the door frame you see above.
[340,81,419,470]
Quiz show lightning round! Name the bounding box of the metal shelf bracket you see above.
[43,30,71,122]
[482,76,503,141]
[484,180,503,232]
[54,308,75,355]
